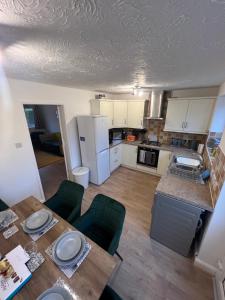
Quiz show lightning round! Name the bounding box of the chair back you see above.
[90,194,125,234]
[57,180,84,207]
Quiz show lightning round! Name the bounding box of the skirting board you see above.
[194,257,218,275]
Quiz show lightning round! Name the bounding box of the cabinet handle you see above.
[141,120,143,127]
[124,119,126,125]
[185,122,188,128]
[182,122,184,129]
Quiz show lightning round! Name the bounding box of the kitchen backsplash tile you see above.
[204,145,225,206]
[145,118,207,145]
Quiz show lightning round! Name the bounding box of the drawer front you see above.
[110,145,122,172]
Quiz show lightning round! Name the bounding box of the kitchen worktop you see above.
[111,139,199,156]
[156,174,213,211]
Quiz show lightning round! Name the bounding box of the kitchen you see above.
[75,87,225,298]
[1,1,225,299]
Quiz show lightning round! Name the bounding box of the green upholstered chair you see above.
[45,180,84,224]
[74,194,126,260]
[99,286,123,300]
[0,199,9,211]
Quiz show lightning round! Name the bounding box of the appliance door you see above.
[137,147,159,168]
[94,116,109,153]
[96,149,110,185]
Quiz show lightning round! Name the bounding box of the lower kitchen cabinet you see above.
[157,150,172,176]
[110,144,122,172]
[121,144,137,169]
[150,192,204,257]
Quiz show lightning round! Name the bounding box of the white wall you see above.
[196,182,225,274]
[209,96,225,133]
[0,77,94,206]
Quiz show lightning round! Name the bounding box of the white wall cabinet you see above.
[185,99,215,133]
[157,150,172,176]
[90,100,114,129]
[127,101,145,128]
[113,101,128,127]
[164,97,215,134]
[121,144,137,168]
[91,99,145,129]
[164,99,189,132]
[110,144,122,173]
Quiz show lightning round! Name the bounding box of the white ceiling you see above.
[0,0,225,93]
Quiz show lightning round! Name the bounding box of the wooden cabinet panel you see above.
[113,101,128,127]
[127,101,145,128]
[157,150,172,176]
[164,99,189,132]
[121,144,137,168]
[185,98,215,134]
[110,144,122,172]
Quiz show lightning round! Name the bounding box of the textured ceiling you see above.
[0,0,225,92]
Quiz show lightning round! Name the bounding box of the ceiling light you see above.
[133,86,143,96]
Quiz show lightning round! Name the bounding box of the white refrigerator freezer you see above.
[77,115,110,185]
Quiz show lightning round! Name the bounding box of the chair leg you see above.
[115,251,123,261]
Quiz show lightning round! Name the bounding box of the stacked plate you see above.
[37,286,72,300]
[23,209,53,234]
[0,210,8,226]
[52,231,86,267]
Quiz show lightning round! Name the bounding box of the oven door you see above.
[137,146,159,168]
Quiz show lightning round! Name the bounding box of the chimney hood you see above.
[144,90,164,119]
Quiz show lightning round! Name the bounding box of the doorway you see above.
[23,104,68,199]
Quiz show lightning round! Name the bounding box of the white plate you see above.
[52,233,86,267]
[54,231,82,261]
[37,286,72,300]
[23,211,53,234]
[25,209,50,230]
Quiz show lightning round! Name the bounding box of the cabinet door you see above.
[100,101,114,129]
[113,101,128,127]
[121,144,137,168]
[150,193,203,256]
[127,101,145,128]
[185,98,215,134]
[157,150,172,176]
[164,99,189,132]
[110,145,122,172]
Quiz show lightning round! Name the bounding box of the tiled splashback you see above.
[144,97,207,145]
[145,119,207,145]
[204,146,225,206]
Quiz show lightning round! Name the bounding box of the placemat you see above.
[0,209,19,231]
[45,231,91,279]
[21,217,59,241]
[26,252,45,273]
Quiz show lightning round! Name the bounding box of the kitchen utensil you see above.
[54,231,82,261]
[37,286,72,300]
[23,210,53,234]
[25,210,49,230]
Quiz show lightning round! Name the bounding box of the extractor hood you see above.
[144,90,164,119]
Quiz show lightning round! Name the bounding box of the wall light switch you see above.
[15,142,22,149]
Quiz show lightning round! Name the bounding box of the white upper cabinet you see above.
[113,101,128,127]
[127,101,145,128]
[164,98,215,134]
[90,100,114,129]
[185,98,215,134]
[164,99,189,132]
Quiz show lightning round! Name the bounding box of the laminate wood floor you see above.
[39,160,67,199]
[83,167,213,300]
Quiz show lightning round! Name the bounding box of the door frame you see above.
[23,104,70,201]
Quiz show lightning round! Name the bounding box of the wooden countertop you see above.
[0,197,117,300]
[156,174,213,211]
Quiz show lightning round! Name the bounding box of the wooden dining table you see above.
[0,197,117,300]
